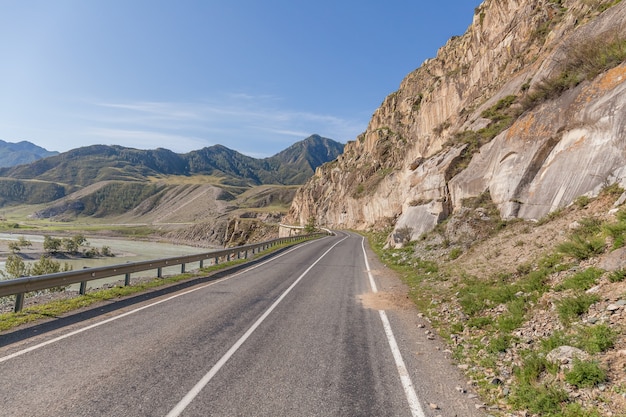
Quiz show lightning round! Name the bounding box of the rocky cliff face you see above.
[285,0,626,245]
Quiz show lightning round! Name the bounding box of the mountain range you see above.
[0,139,58,168]
[0,135,343,227]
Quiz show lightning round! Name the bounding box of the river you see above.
[0,233,218,289]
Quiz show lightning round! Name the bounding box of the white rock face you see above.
[450,64,626,220]
[286,0,626,245]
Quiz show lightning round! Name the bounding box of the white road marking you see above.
[0,239,322,364]
[361,236,426,417]
[166,234,349,417]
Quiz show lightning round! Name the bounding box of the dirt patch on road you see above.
[358,291,414,311]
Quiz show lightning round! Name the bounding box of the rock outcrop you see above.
[286,0,626,245]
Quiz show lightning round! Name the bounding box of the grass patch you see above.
[556,267,604,291]
[557,235,606,260]
[510,381,569,416]
[575,324,616,354]
[556,293,600,325]
[565,359,607,388]
[608,268,626,282]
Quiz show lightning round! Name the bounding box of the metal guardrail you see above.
[0,233,326,313]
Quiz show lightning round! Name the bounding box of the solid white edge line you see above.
[361,236,426,417]
[165,234,349,417]
[0,238,324,364]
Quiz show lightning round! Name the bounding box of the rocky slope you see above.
[286,0,626,246]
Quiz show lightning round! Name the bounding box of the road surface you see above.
[0,232,486,416]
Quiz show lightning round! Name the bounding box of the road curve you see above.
[0,232,485,417]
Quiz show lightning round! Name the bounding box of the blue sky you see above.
[0,1,481,157]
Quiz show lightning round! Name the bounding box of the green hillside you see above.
[0,135,343,218]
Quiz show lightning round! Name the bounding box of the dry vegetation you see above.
[369,184,626,417]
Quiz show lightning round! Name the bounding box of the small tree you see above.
[62,237,79,254]
[30,255,72,276]
[18,236,32,249]
[1,254,29,278]
[62,234,89,255]
[305,217,317,233]
[8,241,21,253]
[43,236,62,254]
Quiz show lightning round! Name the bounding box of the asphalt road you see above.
[0,232,486,417]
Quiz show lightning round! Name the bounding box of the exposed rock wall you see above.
[286,0,626,244]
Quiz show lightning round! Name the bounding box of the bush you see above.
[565,359,607,388]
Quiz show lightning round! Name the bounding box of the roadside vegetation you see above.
[367,184,626,416]
[0,234,114,281]
[0,238,314,332]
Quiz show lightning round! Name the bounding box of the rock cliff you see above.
[285,0,626,245]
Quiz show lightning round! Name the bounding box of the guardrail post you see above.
[79,281,87,295]
[214,256,219,265]
[125,273,131,286]
[157,267,162,278]
[181,263,186,273]
[14,293,24,313]
[199,259,204,268]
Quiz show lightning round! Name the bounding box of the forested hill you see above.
[0,135,343,187]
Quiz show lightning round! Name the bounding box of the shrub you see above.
[565,359,607,388]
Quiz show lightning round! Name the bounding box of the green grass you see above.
[510,381,569,416]
[565,359,607,388]
[556,293,600,325]
[575,324,616,354]
[608,268,626,282]
[557,235,606,260]
[556,267,604,291]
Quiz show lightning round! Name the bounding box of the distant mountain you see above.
[0,140,58,168]
[0,135,344,208]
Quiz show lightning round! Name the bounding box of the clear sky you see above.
[0,1,481,158]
